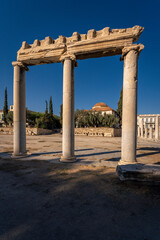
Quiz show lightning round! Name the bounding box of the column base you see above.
[118,159,137,166]
[12,151,28,159]
[60,156,76,163]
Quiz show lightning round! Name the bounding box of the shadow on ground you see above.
[0,159,160,240]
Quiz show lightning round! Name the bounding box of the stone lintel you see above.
[16,25,144,66]
[117,163,160,183]
[12,61,29,71]
[120,43,144,61]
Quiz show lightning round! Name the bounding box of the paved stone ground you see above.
[0,134,160,240]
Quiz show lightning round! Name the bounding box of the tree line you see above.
[2,88,123,129]
[2,89,61,129]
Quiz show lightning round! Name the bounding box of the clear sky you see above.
[0,0,160,116]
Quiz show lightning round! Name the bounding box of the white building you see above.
[137,114,160,128]
[137,114,160,140]
[90,102,116,115]
[0,105,14,122]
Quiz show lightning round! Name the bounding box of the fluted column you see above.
[60,54,77,162]
[149,126,153,139]
[119,44,144,165]
[141,119,144,138]
[155,116,159,141]
[12,62,29,156]
[137,126,140,137]
[145,126,148,139]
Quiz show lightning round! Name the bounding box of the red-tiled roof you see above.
[91,107,115,112]
[93,102,108,108]
[91,102,115,112]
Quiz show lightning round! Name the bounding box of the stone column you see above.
[60,54,76,162]
[137,126,140,137]
[145,126,148,139]
[140,120,144,138]
[12,62,29,156]
[149,126,153,139]
[119,44,144,165]
[155,116,159,141]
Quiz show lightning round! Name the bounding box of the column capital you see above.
[120,44,144,61]
[60,53,78,67]
[12,61,29,71]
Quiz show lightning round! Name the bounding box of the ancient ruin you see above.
[12,25,144,178]
[137,114,160,141]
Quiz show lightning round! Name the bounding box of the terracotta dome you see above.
[91,102,115,112]
[92,102,108,108]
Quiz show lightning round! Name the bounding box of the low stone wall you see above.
[0,127,13,135]
[26,128,53,135]
[0,127,121,137]
[0,127,60,135]
[75,127,121,137]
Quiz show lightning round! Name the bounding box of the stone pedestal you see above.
[12,63,27,156]
[155,116,159,141]
[60,56,76,162]
[117,163,160,182]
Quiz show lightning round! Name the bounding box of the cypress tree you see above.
[45,100,48,114]
[3,87,8,124]
[49,96,53,115]
[117,88,123,126]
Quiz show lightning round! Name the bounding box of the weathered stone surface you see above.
[117,163,160,183]
[0,127,58,135]
[75,127,121,137]
[17,25,144,66]
[120,48,139,165]
[60,58,76,163]
[13,64,26,156]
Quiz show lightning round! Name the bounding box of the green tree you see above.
[75,109,119,128]
[117,88,123,126]
[102,114,118,128]
[36,114,60,129]
[3,88,8,124]
[26,110,44,126]
[60,104,63,125]
[49,96,53,115]
[6,111,13,125]
[45,100,48,114]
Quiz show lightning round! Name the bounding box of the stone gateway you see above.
[12,26,144,176]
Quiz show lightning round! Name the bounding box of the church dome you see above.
[91,102,115,112]
[92,102,108,109]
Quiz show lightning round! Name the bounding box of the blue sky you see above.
[0,0,160,116]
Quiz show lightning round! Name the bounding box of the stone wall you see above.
[26,128,53,135]
[75,127,121,137]
[0,127,13,135]
[0,127,121,137]
[0,127,60,135]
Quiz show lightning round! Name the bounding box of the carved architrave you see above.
[16,25,144,66]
